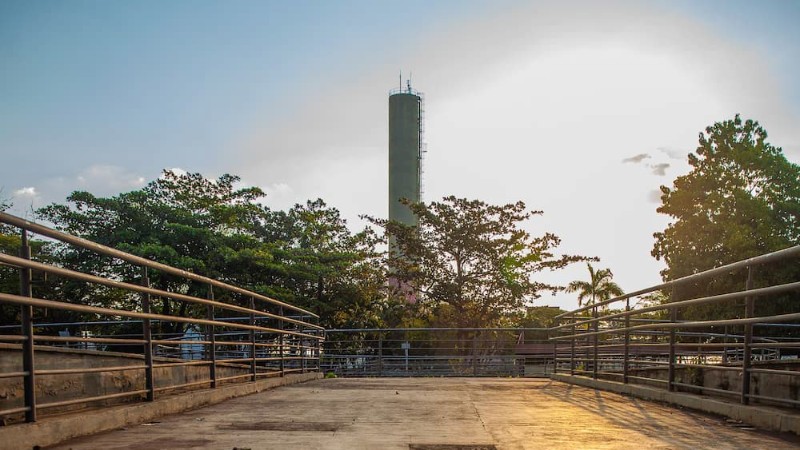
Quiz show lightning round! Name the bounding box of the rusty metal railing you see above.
[551,245,800,408]
[0,212,323,423]
[322,327,552,377]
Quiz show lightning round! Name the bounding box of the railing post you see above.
[378,331,384,376]
[570,314,576,376]
[549,327,556,376]
[741,265,754,405]
[592,305,598,380]
[667,285,678,392]
[141,267,154,401]
[19,229,36,423]
[249,297,257,382]
[623,298,630,384]
[206,285,217,388]
[279,306,285,377]
[472,334,478,376]
[301,315,307,374]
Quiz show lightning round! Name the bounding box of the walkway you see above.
[51,378,800,449]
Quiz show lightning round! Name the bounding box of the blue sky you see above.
[2,0,799,309]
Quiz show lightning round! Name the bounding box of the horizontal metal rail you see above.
[551,244,800,410]
[0,212,316,318]
[0,212,322,423]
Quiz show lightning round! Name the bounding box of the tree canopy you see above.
[370,196,593,327]
[652,115,800,317]
[35,170,391,330]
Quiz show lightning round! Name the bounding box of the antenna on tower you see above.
[407,72,412,93]
[399,71,402,91]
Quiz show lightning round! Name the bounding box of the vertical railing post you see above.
[592,305,599,380]
[548,328,555,376]
[667,285,678,392]
[722,325,729,365]
[301,315,307,374]
[472,334,478,376]
[570,314,576,376]
[741,265,754,405]
[279,306,285,377]
[19,229,36,423]
[141,267,154,401]
[623,298,630,384]
[249,297,257,382]
[206,285,217,388]
[378,331,384,376]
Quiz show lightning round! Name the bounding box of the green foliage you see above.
[566,263,624,309]
[652,115,800,320]
[369,196,593,328]
[261,199,395,329]
[34,170,391,331]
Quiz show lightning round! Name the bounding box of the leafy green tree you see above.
[370,196,593,328]
[566,263,623,309]
[260,199,393,329]
[652,115,800,320]
[34,170,391,332]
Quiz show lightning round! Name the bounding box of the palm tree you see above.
[566,263,624,309]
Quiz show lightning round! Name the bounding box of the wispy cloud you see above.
[622,153,651,164]
[657,147,685,160]
[650,163,670,176]
[77,165,147,193]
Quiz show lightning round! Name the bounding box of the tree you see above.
[370,196,593,328]
[652,115,800,319]
[35,170,391,331]
[260,199,393,329]
[566,263,623,309]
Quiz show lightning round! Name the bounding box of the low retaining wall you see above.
[552,373,800,435]
[0,343,260,419]
[0,371,321,450]
[627,361,800,407]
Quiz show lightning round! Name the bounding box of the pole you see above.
[623,298,630,384]
[249,297,257,382]
[667,285,678,392]
[741,266,754,404]
[141,267,154,401]
[19,229,36,422]
[207,285,216,388]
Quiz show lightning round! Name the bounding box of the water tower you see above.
[388,80,424,231]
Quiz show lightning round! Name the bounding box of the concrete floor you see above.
[50,378,800,450]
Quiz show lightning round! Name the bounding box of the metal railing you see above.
[322,327,552,377]
[551,245,800,408]
[0,212,323,423]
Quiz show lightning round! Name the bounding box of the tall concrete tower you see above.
[388,83,423,230]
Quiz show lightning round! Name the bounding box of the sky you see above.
[2,0,800,311]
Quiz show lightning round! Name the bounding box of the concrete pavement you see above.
[49,378,800,449]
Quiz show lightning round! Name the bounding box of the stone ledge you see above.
[551,373,800,435]
[0,372,321,450]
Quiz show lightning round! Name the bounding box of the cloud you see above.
[13,187,38,198]
[650,163,670,176]
[9,186,43,214]
[264,182,292,195]
[76,165,147,194]
[622,153,651,164]
[657,147,686,160]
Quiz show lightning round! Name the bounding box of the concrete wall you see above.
[0,343,261,420]
[625,361,800,407]
[0,372,321,450]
